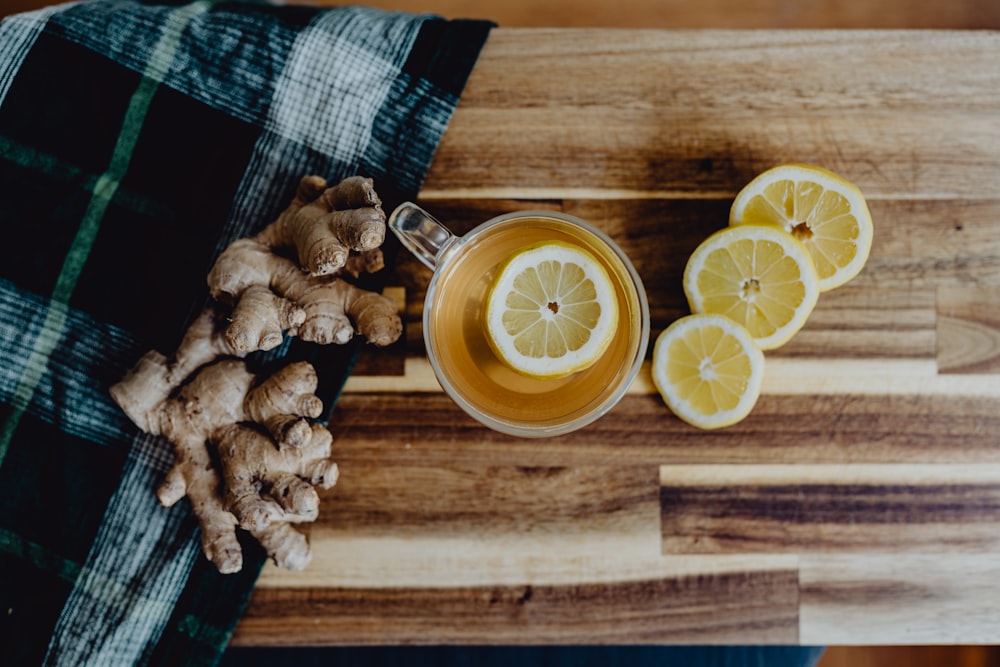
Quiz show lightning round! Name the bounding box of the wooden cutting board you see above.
[232,29,1000,646]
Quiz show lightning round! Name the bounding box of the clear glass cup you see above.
[389,202,650,438]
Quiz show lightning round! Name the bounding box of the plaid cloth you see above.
[0,1,491,664]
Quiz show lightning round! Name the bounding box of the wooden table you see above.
[231,29,1000,646]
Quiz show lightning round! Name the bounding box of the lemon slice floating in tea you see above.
[483,241,619,379]
[651,313,764,429]
[683,223,820,350]
[729,163,874,291]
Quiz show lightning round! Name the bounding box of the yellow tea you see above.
[425,214,647,435]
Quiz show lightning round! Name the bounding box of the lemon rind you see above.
[729,163,874,292]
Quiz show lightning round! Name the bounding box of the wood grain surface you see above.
[228,29,1000,646]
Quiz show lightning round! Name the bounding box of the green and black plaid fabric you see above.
[0,2,491,664]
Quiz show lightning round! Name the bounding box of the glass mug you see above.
[388,203,650,438]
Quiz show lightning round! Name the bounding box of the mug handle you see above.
[388,202,457,270]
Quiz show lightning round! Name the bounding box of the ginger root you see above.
[110,175,401,573]
[255,174,386,276]
[117,358,337,573]
[207,175,401,353]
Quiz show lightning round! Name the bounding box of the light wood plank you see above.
[800,555,1000,644]
[256,531,798,589]
[660,464,1000,486]
[344,357,1000,398]
[937,286,1000,374]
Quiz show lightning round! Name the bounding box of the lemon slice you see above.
[483,241,619,379]
[652,314,765,429]
[683,224,819,350]
[730,163,874,291]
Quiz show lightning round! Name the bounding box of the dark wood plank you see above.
[234,568,800,646]
[315,465,657,533]
[660,465,1000,553]
[425,32,1000,199]
[325,391,1000,467]
[782,286,935,359]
